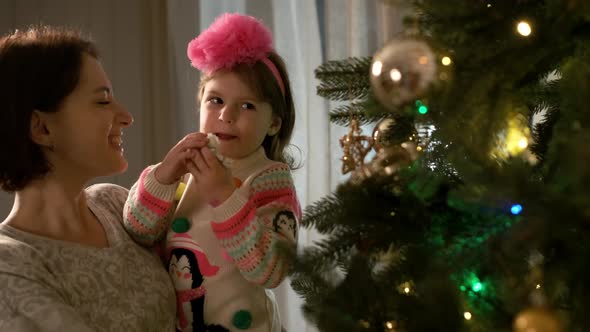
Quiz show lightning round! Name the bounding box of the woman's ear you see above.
[30,111,53,149]
[267,116,282,136]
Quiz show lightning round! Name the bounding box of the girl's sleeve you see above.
[210,164,302,288]
[123,165,180,246]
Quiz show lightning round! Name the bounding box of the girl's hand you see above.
[154,132,209,185]
[186,147,236,205]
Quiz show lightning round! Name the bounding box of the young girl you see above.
[123,13,301,332]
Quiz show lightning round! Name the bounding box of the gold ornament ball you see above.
[370,38,437,110]
[372,118,396,151]
[513,307,563,332]
[370,145,413,176]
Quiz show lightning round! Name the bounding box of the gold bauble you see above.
[370,38,437,109]
[513,307,563,332]
[371,145,413,176]
[372,117,397,151]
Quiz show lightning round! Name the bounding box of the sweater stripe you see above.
[137,168,174,217]
[123,166,177,246]
[211,164,300,288]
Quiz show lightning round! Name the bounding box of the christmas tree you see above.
[289,1,590,331]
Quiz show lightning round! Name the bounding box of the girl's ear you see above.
[30,110,54,149]
[267,116,282,136]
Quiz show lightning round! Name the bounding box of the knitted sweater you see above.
[0,184,176,332]
[124,148,301,332]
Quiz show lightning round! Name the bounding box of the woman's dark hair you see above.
[198,52,298,169]
[0,26,98,192]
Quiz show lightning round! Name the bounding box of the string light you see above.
[359,320,370,328]
[472,282,483,292]
[385,321,395,330]
[399,281,414,295]
[536,284,541,289]
[490,115,532,160]
[511,204,523,215]
[415,100,429,114]
[505,128,529,155]
[517,21,532,36]
[441,56,452,66]
[464,312,472,320]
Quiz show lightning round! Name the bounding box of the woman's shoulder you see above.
[0,229,45,275]
[85,183,129,216]
[86,183,129,198]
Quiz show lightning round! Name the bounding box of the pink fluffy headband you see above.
[187,13,285,96]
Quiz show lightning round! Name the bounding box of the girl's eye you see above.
[209,97,223,105]
[241,103,255,110]
[97,101,111,105]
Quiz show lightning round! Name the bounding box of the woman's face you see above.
[44,54,133,179]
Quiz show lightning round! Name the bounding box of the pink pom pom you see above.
[187,13,274,75]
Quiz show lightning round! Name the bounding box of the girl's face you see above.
[43,54,133,179]
[199,70,281,159]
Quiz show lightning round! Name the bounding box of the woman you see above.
[0,26,176,331]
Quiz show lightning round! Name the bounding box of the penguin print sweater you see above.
[123,148,301,332]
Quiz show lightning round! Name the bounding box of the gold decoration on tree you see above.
[372,117,397,151]
[512,251,563,332]
[350,118,424,182]
[513,307,563,332]
[370,37,438,110]
[340,118,373,174]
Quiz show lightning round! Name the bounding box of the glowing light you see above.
[511,204,523,215]
[441,56,452,66]
[536,284,541,289]
[404,287,410,294]
[418,105,428,114]
[472,282,483,292]
[487,3,492,7]
[505,127,529,155]
[517,21,532,36]
[386,321,394,329]
[464,312,472,320]
[390,68,402,82]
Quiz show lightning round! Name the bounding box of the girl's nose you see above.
[218,106,237,124]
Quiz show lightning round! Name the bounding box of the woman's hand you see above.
[186,147,236,205]
[154,132,208,185]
